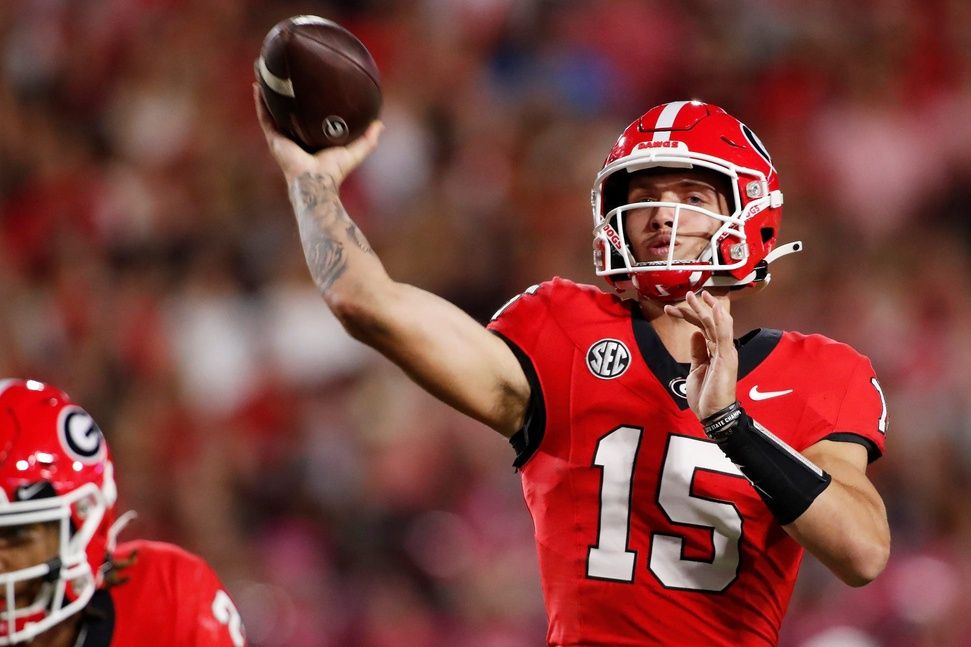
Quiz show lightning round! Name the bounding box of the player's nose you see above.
[648,203,676,231]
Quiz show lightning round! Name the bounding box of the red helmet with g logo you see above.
[592,100,800,301]
[0,379,117,644]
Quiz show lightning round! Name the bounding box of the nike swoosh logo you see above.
[17,481,48,501]
[749,386,793,401]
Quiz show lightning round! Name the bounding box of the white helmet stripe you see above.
[651,101,691,141]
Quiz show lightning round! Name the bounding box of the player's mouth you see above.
[642,235,678,261]
[0,583,47,611]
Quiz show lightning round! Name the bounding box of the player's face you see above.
[0,522,59,606]
[624,169,730,263]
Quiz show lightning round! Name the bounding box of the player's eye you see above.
[0,525,39,547]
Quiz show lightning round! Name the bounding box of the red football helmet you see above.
[0,379,117,644]
[592,100,801,301]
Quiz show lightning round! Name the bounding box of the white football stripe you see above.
[258,57,295,98]
[651,100,690,141]
[291,15,330,26]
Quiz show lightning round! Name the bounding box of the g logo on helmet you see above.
[587,339,631,379]
[57,406,105,463]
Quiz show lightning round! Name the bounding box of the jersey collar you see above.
[75,589,115,647]
[629,303,782,410]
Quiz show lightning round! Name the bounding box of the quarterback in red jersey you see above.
[0,379,246,647]
[257,89,889,646]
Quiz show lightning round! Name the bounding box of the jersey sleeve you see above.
[108,540,248,647]
[488,284,553,355]
[174,552,248,647]
[487,281,571,467]
[829,355,888,461]
[800,353,888,462]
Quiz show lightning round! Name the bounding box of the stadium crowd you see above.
[3,0,971,645]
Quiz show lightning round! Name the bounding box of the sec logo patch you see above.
[587,339,631,379]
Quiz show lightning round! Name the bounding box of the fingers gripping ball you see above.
[257,15,382,152]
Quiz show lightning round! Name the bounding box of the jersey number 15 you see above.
[586,426,745,592]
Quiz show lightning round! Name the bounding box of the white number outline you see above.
[491,284,540,321]
[212,589,246,647]
[649,434,745,592]
[871,377,888,434]
[585,428,747,592]
[586,425,643,582]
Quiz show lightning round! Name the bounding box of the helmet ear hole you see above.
[761,227,775,244]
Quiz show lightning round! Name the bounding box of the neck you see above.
[638,291,732,364]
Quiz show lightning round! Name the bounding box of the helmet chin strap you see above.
[697,245,715,263]
[704,241,803,288]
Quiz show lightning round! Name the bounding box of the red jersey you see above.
[78,540,247,647]
[488,278,887,647]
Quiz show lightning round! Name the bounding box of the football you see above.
[257,15,382,152]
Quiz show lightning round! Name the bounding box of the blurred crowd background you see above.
[3,0,971,645]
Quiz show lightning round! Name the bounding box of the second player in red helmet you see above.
[0,379,247,647]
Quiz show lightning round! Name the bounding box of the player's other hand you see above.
[664,291,738,420]
[254,84,383,186]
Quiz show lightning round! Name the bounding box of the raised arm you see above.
[254,86,530,436]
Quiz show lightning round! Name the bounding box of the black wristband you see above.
[711,408,832,525]
[702,401,744,441]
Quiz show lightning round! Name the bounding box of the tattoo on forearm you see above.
[289,172,373,291]
[346,223,372,254]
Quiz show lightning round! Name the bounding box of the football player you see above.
[0,379,246,647]
[256,90,889,646]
